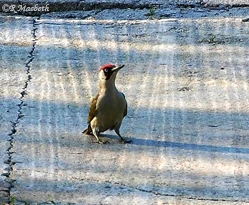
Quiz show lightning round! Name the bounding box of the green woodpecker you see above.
[83,64,131,144]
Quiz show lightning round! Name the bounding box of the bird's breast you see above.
[95,92,126,131]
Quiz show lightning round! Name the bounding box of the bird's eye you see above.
[104,68,109,73]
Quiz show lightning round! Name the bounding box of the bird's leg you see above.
[92,128,109,144]
[115,128,132,144]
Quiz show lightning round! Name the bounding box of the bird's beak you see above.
[111,65,125,72]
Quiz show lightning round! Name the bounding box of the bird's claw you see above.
[91,138,109,144]
[99,139,109,144]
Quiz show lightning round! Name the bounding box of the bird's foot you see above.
[99,139,109,144]
[91,138,109,144]
[119,138,132,144]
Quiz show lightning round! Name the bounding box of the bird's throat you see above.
[98,79,117,94]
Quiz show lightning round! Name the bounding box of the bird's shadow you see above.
[96,133,249,155]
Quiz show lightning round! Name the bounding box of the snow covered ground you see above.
[1,13,249,204]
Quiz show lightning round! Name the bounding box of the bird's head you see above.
[98,64,125,81]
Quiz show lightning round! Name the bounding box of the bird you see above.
[83,63,131,144]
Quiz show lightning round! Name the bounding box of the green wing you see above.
[121,92,127,117]
[87,94,99,123]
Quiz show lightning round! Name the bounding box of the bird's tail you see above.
[83,125,93,135]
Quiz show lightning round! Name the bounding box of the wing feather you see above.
[87,94,99,123]
[121,92,127,117]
